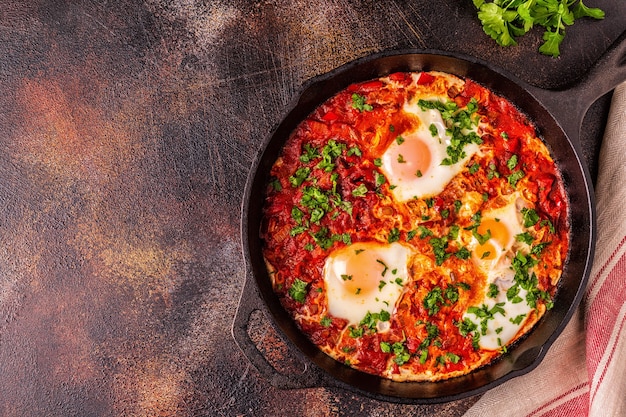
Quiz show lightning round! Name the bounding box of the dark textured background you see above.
[0,1,624,416]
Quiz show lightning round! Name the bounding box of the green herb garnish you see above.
[351,93,373,112]
[472,0,605,58]
[288,278,308,303]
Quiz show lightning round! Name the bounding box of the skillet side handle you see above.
[231,269,331,390]
[526,30,626,145]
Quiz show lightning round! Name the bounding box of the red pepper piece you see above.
[417,72,435,85]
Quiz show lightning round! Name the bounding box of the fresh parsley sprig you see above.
[472,0,605,58]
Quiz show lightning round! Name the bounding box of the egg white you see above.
[323,241,412,326]
[380,92,480,202]
[471,195,527,276]
[464,194,536,350]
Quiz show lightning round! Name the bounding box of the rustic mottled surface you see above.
[0,1,624,415]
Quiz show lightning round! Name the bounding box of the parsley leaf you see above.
[392,342,411,365]
[418,98,482,166]
[515,231,534,245]
[473,0,605,58]
[508,170,525,187]
[374,171,386,187]
[388,227,400,243]
[352,183,368,197]
[424,286,446,315]
[289,167,310,187]
[288,278,308,303]
[429,237,451,266]
[351,93,373,112]
[299,143,320,163]
[487,283,499,298]
[521,207,540,227]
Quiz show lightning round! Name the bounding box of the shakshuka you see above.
[260,71,569,381]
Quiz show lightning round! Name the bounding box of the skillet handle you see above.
[524,30,626,146]
[231,269,337,390]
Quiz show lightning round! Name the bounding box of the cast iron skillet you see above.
[233,32,626,404]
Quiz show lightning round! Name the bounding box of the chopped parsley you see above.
[360,310,391,330]
[444,285,460,304]
[377,259,389,276]
[351,93,373,112]
[423,285,462,316]
[521,207,540,227]
[516,231,534,245]
[487,162,500,179]
[457,317,478,337]
[308,227,350,250]
[448,224,460,239]
[291,206,305,224]
[508,170,525,187]
[417,226,433,239]
[392,342,411,365]
[388,227,400,243]
[375,171,386,187]
[352,183,368,197]
[290,225,306,237]
[299,143,319,163]
[455,246,471,260]
[446,352,461,364]
[347,145,362,157]
[288,278,308,303]
[424,287,446,315]
[289,167,310,187]
[531,241,551,256]
[320,316,332,327]
[429,237,451,266]
[506,284,523,303]
[487,283,499,298]
[417,98,482,165]
[510,313,526,325]
[467,302,506,336]
[270,178,282,191]
[472,228,492,245]
[349,326,364,338]
[317,140,346,172]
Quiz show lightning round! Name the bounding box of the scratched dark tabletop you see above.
[0,1,624,416]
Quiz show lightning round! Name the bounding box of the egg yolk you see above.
[475,219,510,261]
[382,135,432,183]
[331,251,388,297]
